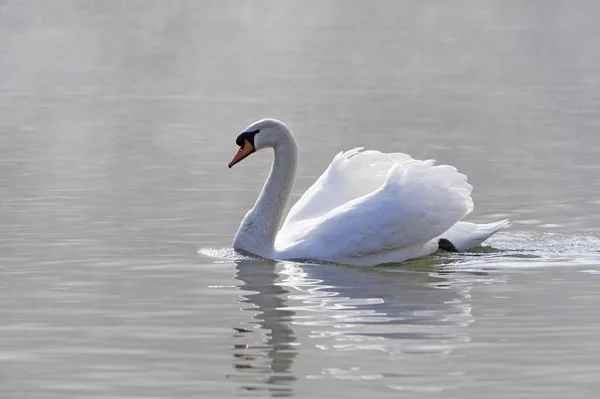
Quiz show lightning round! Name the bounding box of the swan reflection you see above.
[279,262,476,355]
[228,259,297,397]
[229,256,498,392]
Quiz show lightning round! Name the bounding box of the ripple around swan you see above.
[198,247,259,262]
[199,231,600,270]
[448,231,600,270]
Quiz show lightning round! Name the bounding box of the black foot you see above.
[438,238,459,252]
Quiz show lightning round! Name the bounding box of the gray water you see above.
[1,1,600,398]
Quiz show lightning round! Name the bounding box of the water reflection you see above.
[229,256,503,391]
[280,261,485,391]
[282,262,474,341]
[229,259,297,397]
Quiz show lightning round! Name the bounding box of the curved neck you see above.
[233,133,298,257]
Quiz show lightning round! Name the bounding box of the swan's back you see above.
[276,149,474,265]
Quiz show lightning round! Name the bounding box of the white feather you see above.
[275,149,475,265]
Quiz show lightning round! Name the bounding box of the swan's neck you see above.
[233,136,298,258]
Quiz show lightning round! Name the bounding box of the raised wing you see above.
[276,158,473,264]
[282,148,414,225]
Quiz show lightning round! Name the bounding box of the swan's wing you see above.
[276,159,473,264]
[283,148,414,225]
[439,219,511,251]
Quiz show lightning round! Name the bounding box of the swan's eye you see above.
[235,129,260,147]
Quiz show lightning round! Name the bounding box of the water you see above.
[1,1,600,398]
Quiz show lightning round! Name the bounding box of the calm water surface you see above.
[1,1,600,398]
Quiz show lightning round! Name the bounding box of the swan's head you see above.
[228,118,292,168]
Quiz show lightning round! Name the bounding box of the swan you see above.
[228,118,509,266]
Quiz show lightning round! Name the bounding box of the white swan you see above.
[228,118,509,266]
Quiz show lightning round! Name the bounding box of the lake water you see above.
[1,1,600,398]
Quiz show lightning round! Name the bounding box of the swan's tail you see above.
[438,219,511,252]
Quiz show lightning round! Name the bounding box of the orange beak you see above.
[228,139,255,168]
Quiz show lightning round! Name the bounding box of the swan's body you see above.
[229,119,509,266]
